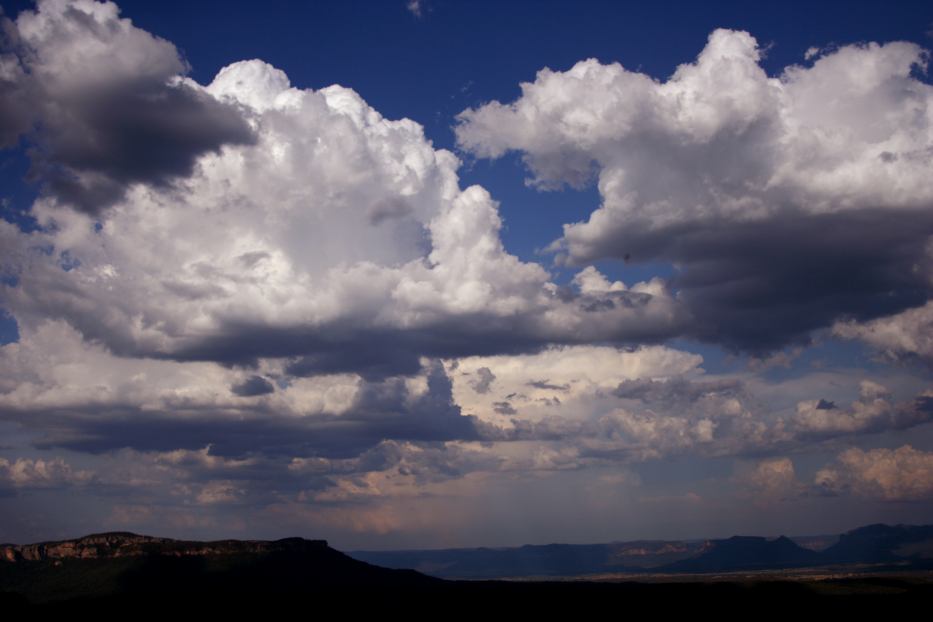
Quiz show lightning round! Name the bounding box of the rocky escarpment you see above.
[0,531,438,606]
[0,532,328,562]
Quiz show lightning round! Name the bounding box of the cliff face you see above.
[0,532,328,562]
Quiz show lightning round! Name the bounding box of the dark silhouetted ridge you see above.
[4,525,933,610]
[661,535,822,572]
[822,524,933,564]
[0,531,439,605]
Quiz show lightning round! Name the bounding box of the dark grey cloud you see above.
[613,377,744,403]
[598,208,933,353]
[527,379,569,391]
[0,15,30,149]
[1,0,255,214]
[1,361,479,461]
[284,339,426,381]
[469,367,495,394]
[456,34,933,356]
[143,318,552,373]
[231,375,275,397]
[32,79,255,213]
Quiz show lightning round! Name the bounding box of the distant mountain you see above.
[351,523,933,579]
[821,523,933,564]
[353,540,705,579]
[660,535,822,573]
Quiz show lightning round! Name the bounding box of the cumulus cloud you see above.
[457,29,933,352]
[792,380,933,437]
[834,301,933,364]
[815,445,933,501]
[0,456,92,489]
[1,50,685,374]
[453,346,933,463]
[2,6,933,543]
[7,317,926,516]
[0,320,478,459]
[459,358,753,462]
[0,0,255,213]
[736,457,801,502]
[450,345,704,423]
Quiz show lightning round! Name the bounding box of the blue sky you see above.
[1,0,933,549]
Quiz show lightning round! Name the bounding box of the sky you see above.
[1,0,933,550]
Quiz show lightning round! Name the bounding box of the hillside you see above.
[0,532,439,605]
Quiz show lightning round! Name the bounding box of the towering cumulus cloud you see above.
[0,2,685,464]
[1,15,684,372]
[457,29,933,352]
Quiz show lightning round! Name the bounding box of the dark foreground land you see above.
[2,531,933,612]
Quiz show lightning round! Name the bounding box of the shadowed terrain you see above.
[1,525,933,611]
[351,523,933,579]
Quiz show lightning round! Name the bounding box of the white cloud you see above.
[737,457,801,502]
[458,30,933,242]
[834,301,933,364]
[0,456,92,489]
[191,480,247,505]
[2,50,685,369]
[815,445,933,501]
[792,380,928,435]
[450,344,703,424]
[456,29,933,351]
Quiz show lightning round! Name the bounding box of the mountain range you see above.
[350,523,933,578]
[2,523,933,609]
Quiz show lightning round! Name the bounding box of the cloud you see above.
[0,320,478,459]
[406,1,426,19]
[0,18,31,149]
[231,375,275,397]
[450,345,933,462]
[3,8,933,544]
[0,456,92,490]
[469,367,496,394]
[815,445,933,501]
[833,300,933,365]
[792,380,933,437]
[1,0,255,213]
[1,313,929,517]
[450,344,704,422]
[2,48,686,374]
[457,29,933,352]
[152,445,255,471]
[613,376,743,404]
[736,457,801,502]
